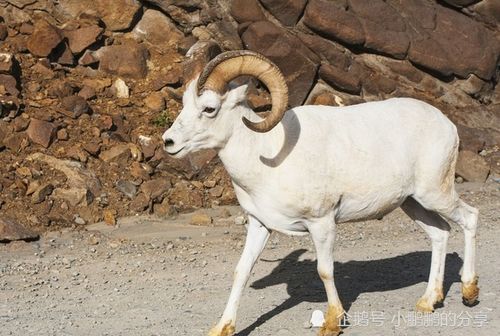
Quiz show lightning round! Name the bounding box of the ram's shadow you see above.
[236,249,462,336]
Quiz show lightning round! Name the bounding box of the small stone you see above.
[57,129,69,141]
[310,310,325,327]
[209,186,223,198]
[144,92,165,113]
[190,213,213,226]
[140,178,171,201]
[61,95,90,119]
[27,19,64,57]
[234,216,247,226]
[74,216,86,225]
[103,209,117,225]
[113,78,129,98]
[115,180,138,199]
[99,144,131,163]
[64,25,103,54]
[12,117,30,132]
[78,86,96,100]
[130,193,149,212]
[26,119,57,148]
[456,150,490,182]
[31,183,54,204]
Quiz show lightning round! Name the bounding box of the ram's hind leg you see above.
[413,190,479,307]
[401,197,450,312]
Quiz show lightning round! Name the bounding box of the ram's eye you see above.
[204,107,215,114]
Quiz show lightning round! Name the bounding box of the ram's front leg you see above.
[208,216,270,336]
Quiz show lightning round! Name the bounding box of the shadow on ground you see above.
[236,249,462,336]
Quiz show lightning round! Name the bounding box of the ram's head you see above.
[162,51,288,158]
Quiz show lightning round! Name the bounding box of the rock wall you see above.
[0,0,498,235]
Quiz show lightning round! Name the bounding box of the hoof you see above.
[318,326,342,336]
[318,305,344,336]
[416,297,434,313]
[208,322,235,336]
[462,277,479,306]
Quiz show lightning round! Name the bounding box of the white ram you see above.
[162,51,479,336]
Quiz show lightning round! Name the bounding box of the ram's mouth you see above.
[166,146,185,156]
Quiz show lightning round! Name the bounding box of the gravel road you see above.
[1,181,499,336]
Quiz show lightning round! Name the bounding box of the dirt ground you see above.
[1,181,499,336]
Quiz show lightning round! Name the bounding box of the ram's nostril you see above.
[164,138,174,147]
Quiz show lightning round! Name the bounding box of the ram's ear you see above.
[223,84,248,108]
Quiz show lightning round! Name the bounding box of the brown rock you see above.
[67,146,89,163]
[190,212,212,226]
[456,124,487,153]
[130,161,151,181]
[260,0,308,26]
[27,19,64,57]
[55,42,74,65]
[144,92,165,113]
[26,119,57,148]
[0,74,20,97]
[52,187,93,207]
[132,9,183,47]
[183,41,222,85]
[78,50,98,66]
[78,86,97,100]
[350,0,409,59]
[297,33,351,69]
[47,80,74,99]
[57,128,69,141]
[303,0,365,46]
[96,41,149,79]
[153,198,176,217]
[319,63,361,95]
[3,132,28,152]
[12,117,29,132]
[99,144,131,163]
[0,23,7,41]
[209,185,223,198]
[405,2,498,80]
[64,25,103,54]
[231,0,266,23]
[83,141,101,156]
[140,178,171,201]
[169,181,204,210]
[61,95,90,118]
[242,21,318,106]
[59,0,142,31]
[116,179,138,199]
[28,153,101,196]
[0,218,39,243]
[455,150,490,182]
[130,193,149,212]
[31,183,54,204]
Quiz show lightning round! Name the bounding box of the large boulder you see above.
[241,21,318,106]
[303,0,365,46]
[259,0,308,26]
[348,0,410,59]
[231,0,266,23]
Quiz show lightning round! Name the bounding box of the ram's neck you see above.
[218,105,280,193]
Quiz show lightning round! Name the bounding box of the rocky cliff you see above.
[0,0,498,238]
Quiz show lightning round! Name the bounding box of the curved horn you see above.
[197,50,288,133]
